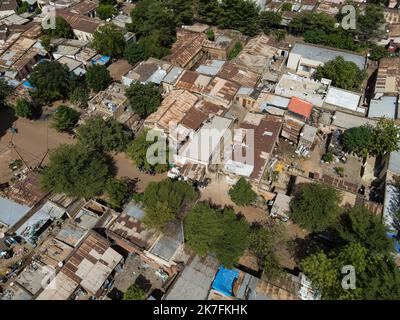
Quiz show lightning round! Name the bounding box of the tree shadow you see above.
[135,274,152,293]
[107,287,123,300]
[287,235,324,265]
[0,107,17,139]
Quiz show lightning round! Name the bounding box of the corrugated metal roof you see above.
[368,96,398,119]
[0,196,31,228]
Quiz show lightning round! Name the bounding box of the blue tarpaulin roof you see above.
[91,55,110,65]
[22,81,35,90]
[387,232,400,253]
[211,266,239,297]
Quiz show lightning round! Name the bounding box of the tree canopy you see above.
[141,179,198,231]
[229,177,257,206]
[85,64,112,92]
[122,284,146,300]
[341,125,373,157]
[259,11,282,33]
[333,206,393,256]
[14,99,40,119]
[125,82,162,118]
[105,177,131,209]
[126,129,169,173]
[92,24,126,58]
[289,12,335,35]
[290,183,342,232]
[248,225,285,279]
[315,57,366,91]
[41,144,110,198]
[51,105,80,132]
[301,243,400,299]
[69,86,89,109]
[77,117,131,152]
[42,16,74,39]
[0,78,12,108]
[184,202,249,268]
[368,118,400,156]
[96,4,117,20]
[29,61,72,105]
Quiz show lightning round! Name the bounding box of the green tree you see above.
[369,44,389,61]
[289,12,335,35]
[315,56,366,91]
[96,4,117,20]
[143,179,197,216]
[216,0,260,36]
[105,178,130,208]
[77,117,131,152]
[125,82,161,117]
[142,179,198,231]
[206,29,215,41]
[196,0,220,25]
[29,61,71,105]
[92,24,126,58]
[132,33,170,61]
[334,206,393,256]
[228,42,243,60]
[184,202,249,268]
[99,0,116,5]
[166,0,194,25]
[341,125,373,157]
[128,0,176,47]
[15,99,40,119]
[259,11,282,33]
[0,78,13,108]
[126,130,168,173]
[42,16,74,39]
[357,5,385,41]
[301,243,400,299]
[51,105,80,132]
[248,226,285,279]
[124,41,145,65]
[41,144,110,198]
[229,177,257,206]
[16,1,30,14]
[85,64,112,92]
[69,86,89,108]
[368,118,400,156]
[122,284,146,300]
[281,2,292,11]
[143,200,176,232]
[290,183,342,232]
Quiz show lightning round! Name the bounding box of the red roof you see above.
[288,97,313,120]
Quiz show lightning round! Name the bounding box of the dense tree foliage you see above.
[126,129,168,173]
[369,44,389,61]
[341,125,373,157]
[29,61,72,105]
[42,17,74,39]
[357,5,385,41]
[290,183,342,232]
[105,178,131,208]
[142,179,197,231]
[85,65,112,92]
[128,0,176,48]
[122,284,146,300]
[0,78,12,108]
[77,117,131,152]
[124,33,170,65]
[92,24,126,58]
[51,105,80,132]
[368,118,400,156]
[125,82,162,117]
[301,242,400,299]
[259,11,282,33]
[216,0,260,36]
[69,86,89,108]
[14,99,40,119]
[315,57,365,91]
[96,4,117,20]
[229,177,257,206]
[184,202,249,268]
[41,144,110,198]
[289,12,335,35]
[248,225,285,279]
[333,206,393,256]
